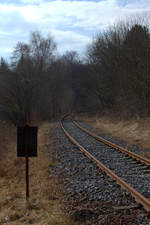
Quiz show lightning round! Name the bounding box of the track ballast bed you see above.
[60,117,150,212]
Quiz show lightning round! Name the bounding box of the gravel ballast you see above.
[64,121,150,199]
[48,120,150,225]
[76,121,150,156]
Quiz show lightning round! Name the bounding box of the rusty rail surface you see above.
[60,117,150,212]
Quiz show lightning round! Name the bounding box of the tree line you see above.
[0,17,150,124]
[0,31,93,124]
[87,19,150,118]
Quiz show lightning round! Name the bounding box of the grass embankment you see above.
[79,115,150,157]
[0,121,73,225]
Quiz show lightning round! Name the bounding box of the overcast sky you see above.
[0,0,150,59]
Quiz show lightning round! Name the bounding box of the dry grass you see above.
[0,121,73,225]
[78,115,150,152]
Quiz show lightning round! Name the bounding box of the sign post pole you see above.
[17,125,37,201]
[25,125,29,200]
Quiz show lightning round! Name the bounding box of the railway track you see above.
[60,116,150,212]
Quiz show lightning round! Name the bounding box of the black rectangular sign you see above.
[17,126,38,157]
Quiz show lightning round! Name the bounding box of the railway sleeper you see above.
[129,161,144,164]
[126,157,138,161]
[141,170,150,174]
[137,166,150,170]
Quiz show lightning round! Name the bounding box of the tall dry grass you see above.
[0,121,73,225]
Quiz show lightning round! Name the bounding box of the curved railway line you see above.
[60,116,150,212]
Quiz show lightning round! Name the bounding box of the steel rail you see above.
[60,118,150,212]
[72,120,150,166]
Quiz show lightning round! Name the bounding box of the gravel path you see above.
[48,121,150,225]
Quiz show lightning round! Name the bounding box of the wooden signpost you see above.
[17,125,38,200]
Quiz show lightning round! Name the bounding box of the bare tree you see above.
[86,16,150,117]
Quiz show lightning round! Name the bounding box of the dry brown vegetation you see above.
[0,121,73,225]
[79,115,150,155]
